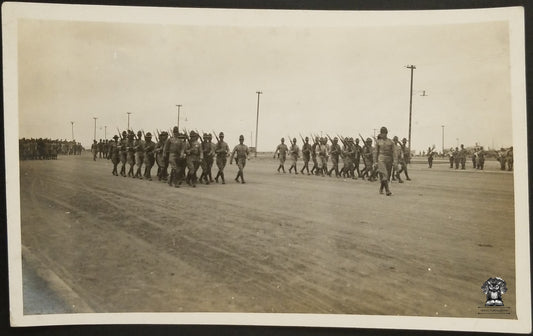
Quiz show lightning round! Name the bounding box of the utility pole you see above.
[441,125,444,154]
[255,91,262,157]
[127,112,132,130]
[93,117,97,140]
[406,65,416,158]
[176,104,182,129]
[71,121,74,140]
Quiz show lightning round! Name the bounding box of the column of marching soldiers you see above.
[98,126,249,188]
[92,125,514,194]
[19,138,83,160]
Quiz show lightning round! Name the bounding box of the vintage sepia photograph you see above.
[2,2,530,333]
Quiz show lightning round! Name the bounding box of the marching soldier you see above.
[317,137,329,177]
[360,138,374,180]
[342,138,356,179]
[230,135,250,183]
[133,130,145,178]
[119,131,128,177]
[155,131,169,181]
[143,132,156,180]
[164,127,186,187]
[108,135,120,176]
[354,138,362,178]
[300,137,311,175]
[200,133,215,184]
[288,138,300,174]
[185,131,203,187]
[274,138,288,173]
[391,136,403,182]
[327,137,341,177]
[373,127,397,196]
[310,136,320,175]
[214,132,230,184]
[396,138,411,181]
[126,131,136,177]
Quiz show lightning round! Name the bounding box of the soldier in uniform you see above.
[317,137,329,177]
[448,147,455,168]
[133,130,145,178]
[119,131,128,176]
[185,131,203,187]
[214,132,230,184]
[458,144,467,170]
[391,136,404,182]
[126,131,136,177]
[310,136,320,175]
[327,137,341,177]
[91,140,98,161]
[98,139,104,158]
[506,147,513,171]
[108,135,120,176]
[164,127,186,187]
[396,138,411,181]
[373,127,397,196]
[300,137,311,175]
[476,146,485,170]
[199,133,215,184]
[273,138,288,173]
[155,131,169,181]
[454,147,460,169]
[354,138,362,178]
[360,138,374,181]
[288,138,300,174]
[427,146,435,168]
[143,132,156,180]
[343,138,357,179]
[497,148,507,170]
[230,135,250,183]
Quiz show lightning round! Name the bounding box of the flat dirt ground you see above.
[18,153,516,318]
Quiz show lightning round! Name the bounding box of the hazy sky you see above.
[18,17,512,151]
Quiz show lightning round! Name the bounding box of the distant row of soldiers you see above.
[272,128,410,195]
[19,138,83,160]
[103,127,250,187]
[438,145,514,171]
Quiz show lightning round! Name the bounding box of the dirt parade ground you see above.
[18,153,516,318]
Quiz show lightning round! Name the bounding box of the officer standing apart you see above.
[230,135,250,184]
[373,127,397,196]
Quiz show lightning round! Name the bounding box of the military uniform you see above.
[274,140,289,173]
[230,135,249,183]
[126,133,136,177]
[163,128,186,187]
[317,139,329,177]
[373,127,397,195]
[396,138,411,181]
[133,131,145,178]
[91,140,98,161]
[199,134,215,184]
[458,145,467,169]
[185,132,203,187]
[288,139,300,174]
[215,132,230,184]
[327,138,341,177]
[109,136,120,175]
[155,132,169,181]
[310,137,320,175]
[118,132,128,176]
[300,138,311,175]
[143,133,156,180]
[427,147,435,168]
